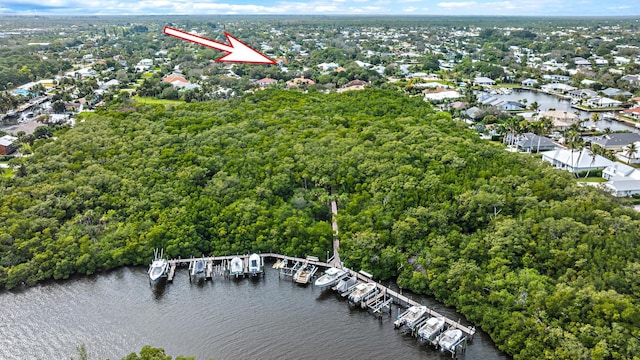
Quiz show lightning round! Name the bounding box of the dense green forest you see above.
[1,89,639,359]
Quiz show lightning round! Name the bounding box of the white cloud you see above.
[437,1,476,8]
[403,6,418,12]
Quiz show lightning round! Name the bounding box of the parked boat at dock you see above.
[335,274,358,293]
[348,282,378,306]
[190,258,206,280]
[229,256,244,278]
[314,267,348,287]
[418,317,445,341]
[147,249,168,282]
[437,329,463,352]
[293,262,317,284]
[247,253,263,277]
[394,305,428,329]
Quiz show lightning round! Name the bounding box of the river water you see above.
[0,264,509,360]
[488,89,637,132]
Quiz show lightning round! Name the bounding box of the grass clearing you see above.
[133,96,185,107]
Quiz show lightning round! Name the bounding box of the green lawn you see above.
[133,96,185,107]
[1,167,13,179]
[578,177,607,183]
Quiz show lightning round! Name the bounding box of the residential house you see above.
[464,106,482,120]
[574,57,592,67]
[586,96,622,108]
[616,142,640,164]
[620,74,640,86]
[499,101,526,111]
[622,108,640,120]
[317,62,339,72]
[423,90,461,102]
[542,74,570,83]
[521,78,538,87]
[514,132,558,153]
[540,110,578,130]
[82,54,94,62]
[286,77,315,88]
[0,135,18,155]
[256,78,278,87]
[602,88,633,98]
[540,83,576,94]
[135,58,153,72]
[567,89,598,100]
[473,77,495,86]
[541,148,615,173]
[591,133,640,151]
[602,163,640,197]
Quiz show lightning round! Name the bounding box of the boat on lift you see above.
[247,253,263,277]
[418,317,446,341]
[348,282,378,306]
[437,329,463,352]
[190,258,206,281]
[314,267,348,287]
[293,262,317,284]
[335,274,358,293]
[394,305,429,329]
[230,256,244,278]
[147,249,169,282]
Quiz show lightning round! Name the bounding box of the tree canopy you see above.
[1,89,639,359]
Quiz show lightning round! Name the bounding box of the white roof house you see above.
[602,164,640,196]
[473,77,495,86]
[616,142,640,164]
[541,148,615,173]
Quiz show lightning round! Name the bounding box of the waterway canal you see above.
[0,265,509,359]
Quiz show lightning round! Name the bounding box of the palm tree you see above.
[625,142,638,164]
[530,101,540,113]
[566,130,584,174]
[583,146,597,178]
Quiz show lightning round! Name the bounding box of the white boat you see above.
[190,258,206,280]
[394,305,429,329]
[314,267,348,287]
[147,249,168,282]
[230,256,244,277]
[418,317,446,341]
[437,329,463,352]
[247,253,262,276]
[293,263,317,284]
[348,282,378,305]
[335,274,357,293]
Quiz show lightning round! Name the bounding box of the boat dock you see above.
[162,253,475,340]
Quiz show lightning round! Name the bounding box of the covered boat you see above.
[230,256,244,277]
[190,258,206,281]
[314,267,348,287]
[247,253,262,276]
[335,274,357,293]
[437,329,463,352]
[418,317,446,341]
[394,305,429,329]
[148,249,168,282]
[348,282,378,306]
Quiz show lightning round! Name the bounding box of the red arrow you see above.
[163,26,276,65]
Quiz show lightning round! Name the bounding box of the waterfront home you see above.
[0,135,18,155]
[602,163,640,197]
[521,78,538,87]
[541,83,576,94]
[586,96,622,108]
[622,108,640,120]
[514,132,558,153]
[591,133,640,151]
[616,142,640,164]
[423,90,461,102]
[541,148,615,173]
[540,110,578,130]
[568,89,598,100]
[473,77,495,86]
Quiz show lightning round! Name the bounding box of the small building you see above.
[0,135,18,155]
[286,77,315,88]
[541,148,615,173]
[567,89,598,100]
[602,164,640,196]
[542,74,570,83]
[602,88,633,98]
[540,83,576,94]
[521,78,538,87]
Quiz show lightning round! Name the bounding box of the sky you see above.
[0,0,638,16]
